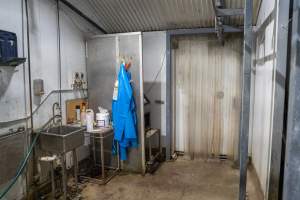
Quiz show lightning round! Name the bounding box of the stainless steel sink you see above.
[40,125,85,153]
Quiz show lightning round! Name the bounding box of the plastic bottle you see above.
[80,103,87,126]
[75,105,81,121]
[86,109,94,132]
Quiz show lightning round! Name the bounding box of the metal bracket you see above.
[212,0,225,43]
[216,8,244,16]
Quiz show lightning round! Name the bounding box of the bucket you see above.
[96,112,110,127]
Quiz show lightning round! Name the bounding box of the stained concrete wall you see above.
[0,0,98,198]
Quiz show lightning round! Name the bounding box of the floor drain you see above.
[219,154,228,160]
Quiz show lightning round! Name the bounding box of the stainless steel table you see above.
[81,127,120,184]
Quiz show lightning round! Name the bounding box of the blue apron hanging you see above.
[112,63,138,160]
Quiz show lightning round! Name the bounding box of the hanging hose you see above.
[0,114,61,199]
[0,131,40,199]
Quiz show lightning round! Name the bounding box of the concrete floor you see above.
[80,159,263,200]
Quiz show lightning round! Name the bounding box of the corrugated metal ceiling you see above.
[66,0,261,33]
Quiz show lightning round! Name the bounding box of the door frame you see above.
[165,27,247,199]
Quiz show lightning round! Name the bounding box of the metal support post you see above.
[268,0,291,199]
[73,149,78,193]
[50,161,56,199]
[100,137,105,179]
[282,0,300,199]
[239,0,252,199]
[61,154,67,200]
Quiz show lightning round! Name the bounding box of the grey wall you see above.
[142,31,167,146]
[0,0,99,198]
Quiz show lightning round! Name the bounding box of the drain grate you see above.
[219,154,228,161]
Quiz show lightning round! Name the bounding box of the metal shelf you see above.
[0,57,26,67]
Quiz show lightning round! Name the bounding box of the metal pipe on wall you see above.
[21,0,29,197]
[0,89,87,128]
[24,0,33,135]
[57,0,62,123]
[24,0,36,193]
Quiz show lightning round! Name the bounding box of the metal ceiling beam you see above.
[216,8,244,16]
[239,0,252,199]
[59,0,107,33]
[222,25,244,32]
[167,27,243,36]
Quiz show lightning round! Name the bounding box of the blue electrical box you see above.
[0,30,26,66]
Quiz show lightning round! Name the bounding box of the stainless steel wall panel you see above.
[87,33,145,173]
[118,34,144,172]
[87,36,117,111]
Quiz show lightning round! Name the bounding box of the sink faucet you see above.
[52,102,61,125]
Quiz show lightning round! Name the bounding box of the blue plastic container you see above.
[0,30,18,59]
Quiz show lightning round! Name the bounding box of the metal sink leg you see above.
[61,154,67,200]
[50,161,56,199]
[73,149,78,193]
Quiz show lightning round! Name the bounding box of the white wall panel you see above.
[251,60,274,195]
[250,0,276,196]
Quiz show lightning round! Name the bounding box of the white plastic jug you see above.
[86,109,94,132]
